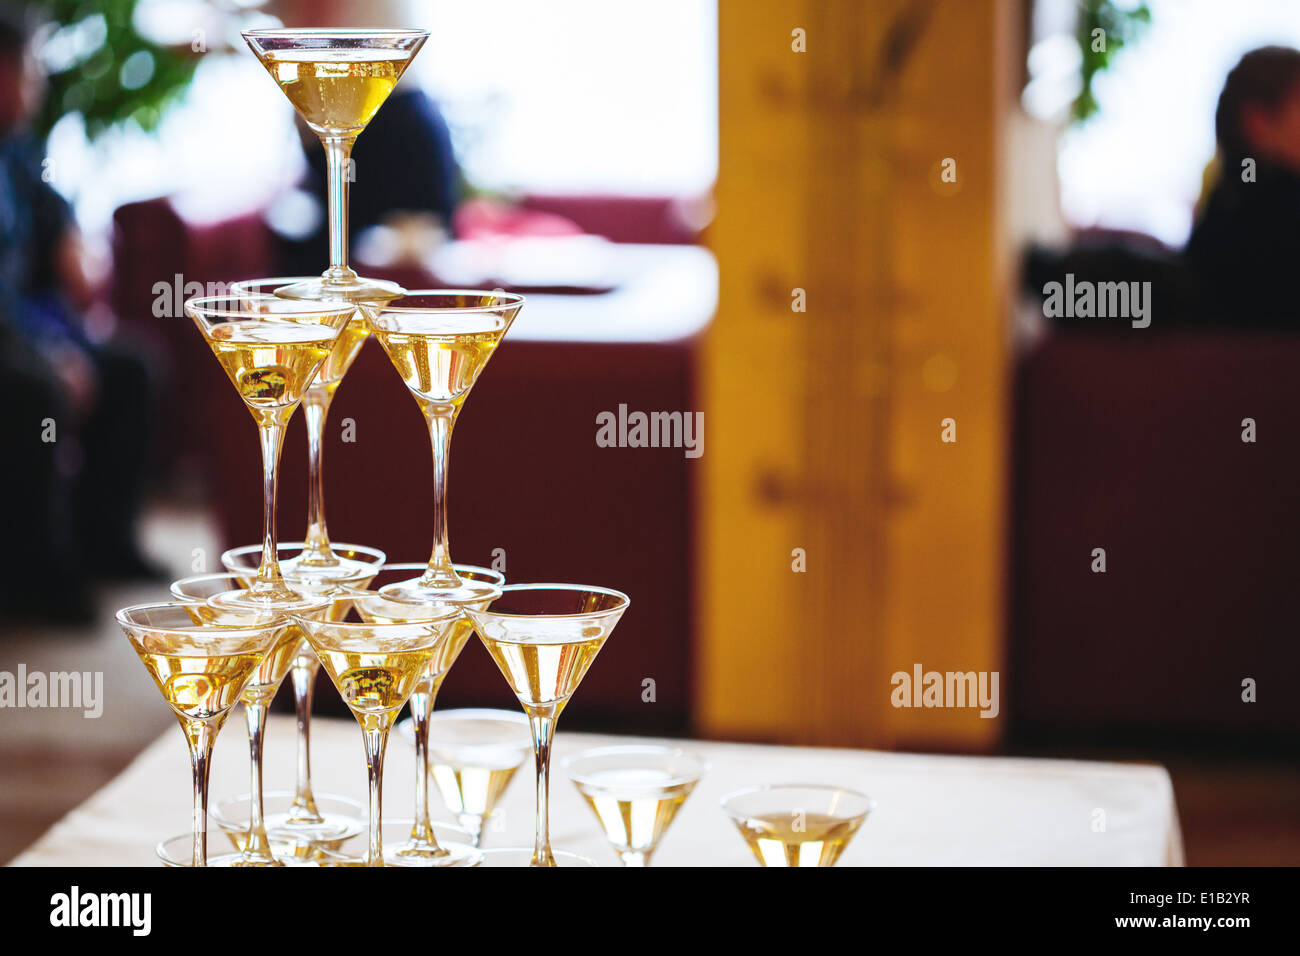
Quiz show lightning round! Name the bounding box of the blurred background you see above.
[0,0,1296,865]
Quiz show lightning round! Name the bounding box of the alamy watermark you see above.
[0,665,103,718]
[595,404,703,459]
[890,663,999,718]
[1042,273,1151,328]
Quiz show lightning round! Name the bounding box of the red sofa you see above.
[1012,330,1300,748]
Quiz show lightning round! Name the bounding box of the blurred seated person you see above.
[1021,51,1300,330]
[0,10,160,625]
[1185,46,1300,326]
[272,79,461,276]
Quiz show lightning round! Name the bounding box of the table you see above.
[9,716,1182,866]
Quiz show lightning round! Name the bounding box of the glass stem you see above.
[184,717,219,868]
[528,709,559,867]
[242,699,280,865]
[361,716,393,867]
[422,407,462,588]
[322,135,358,284]
[406,684,445,851]
[301,386,336,565]
[254,410,291,594]
[289,654,322,823]
[619,850,649,867]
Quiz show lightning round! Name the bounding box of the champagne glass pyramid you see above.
[295,596,462,867]
[241,28,427,301]
[117,603,287,867]
[186,293,356,609]
[230,277,393,580]
[347,563,503,866]
[465,584,630,867]
[362,291,524,603]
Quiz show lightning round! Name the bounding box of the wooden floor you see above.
[1161,756,1300,866]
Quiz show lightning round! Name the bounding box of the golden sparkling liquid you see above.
[129,638,262,722]
[241,627,304,703]
[368,315,509,412]
[480,633,606,710]
[205,321,337,410]
[418,618,476,688]
[430,763,520,822]
[181,606,303,703]
[265,50,408,135]
[312,322,370,392]
[354,603,477,685]
[733,811,863,867]
[574,770,694,860]
[313,640,437,716]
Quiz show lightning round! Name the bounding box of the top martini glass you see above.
[241,28,428,302]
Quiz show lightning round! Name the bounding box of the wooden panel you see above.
[699,0,1013,750]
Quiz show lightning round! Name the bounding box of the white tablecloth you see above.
[10,715,1182,866]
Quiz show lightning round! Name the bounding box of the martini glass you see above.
[218,543,382,843]
[185,293,356,608]
[231,277,394,579]
[410,708,532,846]
[116,602,286,867]
[295,596,462,867]
[465,584,630,867]
[563,745,708,866]
[241,29,427,301]
[171,571,340,864]
[721,784,875,867]
[360,291,524,603]
[347,563,503,866]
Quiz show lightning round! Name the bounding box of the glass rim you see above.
[229,276,324,295]
[169,571,250,601]
[423,707,530,727]
[115,601,286,635]
[292,597,464,630]
[241,27,430,40]
[561,744,710,786]
[184,293,358,320]
[366,289,527,315]
[718,782,876,816]
[470,583,630,621]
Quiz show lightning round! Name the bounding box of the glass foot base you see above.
[208,588,330,614]
[475,847,598,868]
[379,575,503,606]
[314,819,478,867]
[221,543,387,590]
[383,837,482,867]
[212,791,366,849]
[156,833,320,868]
[279,552,381,583]
[275,275,406,304]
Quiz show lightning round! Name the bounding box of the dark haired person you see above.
[0,10,160,626]
[1186,46,1300,325]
